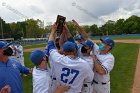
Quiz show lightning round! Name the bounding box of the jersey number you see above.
[61,67,79,84]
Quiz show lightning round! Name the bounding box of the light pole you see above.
[0,17,4,39]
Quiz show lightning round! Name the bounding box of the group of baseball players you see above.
[29,19,115,93]
[0,19,115,93]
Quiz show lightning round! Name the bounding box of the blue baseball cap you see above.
[0,41,11,49]
[30,50,45,65]
[100,37,115,48]
[75,35,84,41]
[82,40,94,49]
[63,42,76,52]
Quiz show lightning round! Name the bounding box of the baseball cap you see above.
[30,50,45,65]
[15,41,21,45]
[82,40,94,49]
[100,37,115,48]
[0,41,11,49]
[75,35,84,41]
[62,42,76,52]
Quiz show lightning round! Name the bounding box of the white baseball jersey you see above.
[48,57,57,93]
[32,66,51,93]
[93,43,115,93]
[78,48,94,69]
[49,49,94,93]
[15,45,23,58]
[15,45,25,66]
[77,48,94,93]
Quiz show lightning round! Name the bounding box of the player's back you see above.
[52,55,94,93]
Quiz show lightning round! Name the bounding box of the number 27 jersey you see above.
[49,49,94,93]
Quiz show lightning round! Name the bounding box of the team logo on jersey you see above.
[12,64,17,69]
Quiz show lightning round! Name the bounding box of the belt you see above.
[84,84,88,87]
[92,80,108,85]
[52,77,56,80]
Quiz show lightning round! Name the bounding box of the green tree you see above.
[26,19,45,38]
[123,15,140,34]
[90,24,99,36]
[67,21,76,36]
[10,22,23,40]
[115,19,125,34]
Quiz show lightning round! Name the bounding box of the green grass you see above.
[91,36,140,40]
[22,52,33,93]
[23,43,47,49]
[22,43,139,93]
[110,43,139,93]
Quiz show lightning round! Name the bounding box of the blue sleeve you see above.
[16,62,29,74]
[67,37,75,43]
[48,41,56,55]
[43,49,49,56]
[20,66,30,74]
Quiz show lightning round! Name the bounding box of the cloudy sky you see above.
[0,0,140,26]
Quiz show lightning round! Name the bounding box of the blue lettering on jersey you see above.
[61,67,79,84]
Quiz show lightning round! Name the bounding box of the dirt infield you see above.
[24,47,45,52]
[23,40,140,93]
[93,40,140,44]
[132,48,140,93]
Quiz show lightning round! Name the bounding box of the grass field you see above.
[22,43,139,93]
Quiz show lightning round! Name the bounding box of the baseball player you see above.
[92,38,115,93]
[67,36,95,93]
[48,23,94,93]
[30,50,71,93]
[49,22,76,93]
[13,42,25,66]
[30,49,51,93]
[78,40,94,93]
[75,34,85,49]
[75,39,94,93]
[58,23,95,93]
[0,41,31,93]
[72,20,115,93]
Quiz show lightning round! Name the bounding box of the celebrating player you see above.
[13,41,25,67]
[47,23,94,93]
[55,21,95,93]
[72,19,115,93]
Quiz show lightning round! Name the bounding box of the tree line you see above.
[0,15,140,40]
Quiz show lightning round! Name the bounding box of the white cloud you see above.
[0,0,140,26]
[100,0,140,25]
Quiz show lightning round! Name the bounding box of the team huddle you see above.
[0,19,115,93]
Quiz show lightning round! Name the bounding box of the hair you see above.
[64,50,76,56]
[35,61,42,66]
[55,38,60,49]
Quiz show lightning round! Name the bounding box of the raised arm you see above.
[63,22,73,39]
[59,31,67,49]
[72,20,89,40]
[63,22,75,43]
[48,23,57,41]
